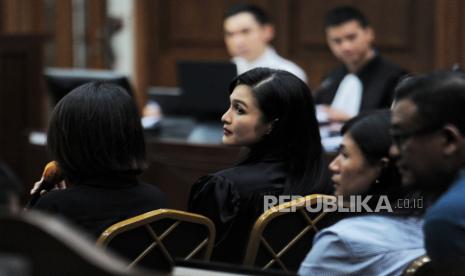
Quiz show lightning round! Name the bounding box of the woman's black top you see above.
[188,157,327,263]
[32,174,167,238]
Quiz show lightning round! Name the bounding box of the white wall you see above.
[107,0,134,80]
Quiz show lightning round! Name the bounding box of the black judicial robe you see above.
[315,55,407,111]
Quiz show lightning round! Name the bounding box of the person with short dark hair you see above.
[391,71,465,273]
[316,6,407,122]
[223,4,307,82]
[30,81,167,237]
[299,111,425,275]
[188,68,331,263]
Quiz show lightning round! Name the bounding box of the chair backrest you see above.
[403,255,432,276]
[96,209,215,271]
[243,194,342,272]
[0,211,155,276]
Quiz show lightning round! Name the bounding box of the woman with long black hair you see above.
[188,67,331,263]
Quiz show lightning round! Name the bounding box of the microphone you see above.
[27,161,63,208]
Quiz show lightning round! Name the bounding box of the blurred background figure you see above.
[224,3,307,82]
[315,6,407,123]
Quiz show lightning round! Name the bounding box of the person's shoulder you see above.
[324,215,422,245]
[36,186,82,201]
[130,182,168,209]
[137,182,167,198]
[197,169,235,184]
[425,179,465,222]
[224,161,285,183]
[32,186,82,210]
[208,164,254,182]
[274,56,303,72]
[192,161,285,195]
[376,55,408,75]
[138,181,164,193]
[267,49,307,82]
[318,66,346,87]
[190,170,237,198]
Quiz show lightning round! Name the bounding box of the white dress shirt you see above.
[331,73,363,117]
[232,47,307,83]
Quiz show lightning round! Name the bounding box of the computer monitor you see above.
[44,68,133,106]
[176,60,237,120]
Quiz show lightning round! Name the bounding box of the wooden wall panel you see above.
[138,0,228,87]
[135,0,436,92]
[53,0,73,67]
[0,35,45,183]
[135,0,284,88]
[288,0,414,50]
[0,0,44,33]
[290,0,433,88]
[434,0,465,69]
[86,0,107,69]
[165,0,224,47]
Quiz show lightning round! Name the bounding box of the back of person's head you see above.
[324,5,369,29]
[0,162,22,213]
[224,3,271,25]
[341,110,401,196]
[229,67,325,195]
[47,81,146,183]
[395,71,465,135]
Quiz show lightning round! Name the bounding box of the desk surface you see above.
[144,116,342,151]
[149,117,224,145]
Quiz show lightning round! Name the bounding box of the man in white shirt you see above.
[223,4,307,83]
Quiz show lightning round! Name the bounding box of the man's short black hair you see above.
[395,71,465,135]
[324,6,369,29]
[224,3,271,25]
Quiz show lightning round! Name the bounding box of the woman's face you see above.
[330,133,380,197]
[221,84,271,146]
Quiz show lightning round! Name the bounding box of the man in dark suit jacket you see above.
[316,6,407,123]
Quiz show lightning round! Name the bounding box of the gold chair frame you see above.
[97,209,215,268]
[403,255,431,276]
[243,194,336,271]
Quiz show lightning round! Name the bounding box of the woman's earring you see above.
[267,118,279,135]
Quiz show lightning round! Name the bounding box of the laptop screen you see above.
[176,60,237,121]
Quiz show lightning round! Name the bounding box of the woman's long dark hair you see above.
[229,68,329,195]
